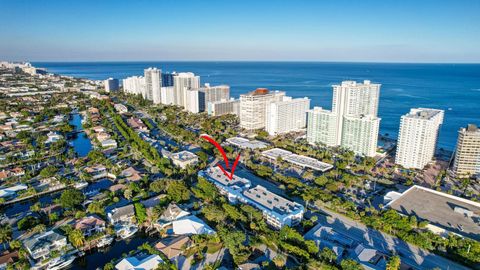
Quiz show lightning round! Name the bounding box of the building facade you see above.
[395,108,444,169]
[452,124,480,178]
[341,115,380,157]
[122,76,145,97]
[144,68,162,103]
[306,80,381,156]
[240,88,285,130]
[306,107,337,146]
[173,72,200,107]
[265,96,310,135]
[104,78,119,92]
[207,99,240,116]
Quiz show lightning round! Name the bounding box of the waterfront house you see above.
[0,184,28,200]
[115,254,164,270]
[23,230,68,261]
[74,215,106,237]
[107,204,135,225]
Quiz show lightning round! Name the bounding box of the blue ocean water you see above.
[34,61,480,150]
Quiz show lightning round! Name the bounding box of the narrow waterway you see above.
[70,231,154,269]
[69,113,93,157]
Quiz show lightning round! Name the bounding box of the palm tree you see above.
[0,225,12,249]
[68,229,85,248]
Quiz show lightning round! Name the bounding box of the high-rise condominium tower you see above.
[265,97,310,135]
[144,68,162,103]
[104,78,119,92]
[452,124,480,178]
[306,80,381,156]
[201,84,230,108]
[395,108,444,169]
[306,107,338,147]
[239,88,285,130]
[173,72,200,108]
[122,76,145,97]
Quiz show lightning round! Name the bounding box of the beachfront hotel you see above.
[173,72,200,108]
[395,108,444,169]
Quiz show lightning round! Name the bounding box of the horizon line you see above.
[23,59,480,65]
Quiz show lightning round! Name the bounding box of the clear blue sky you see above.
[1,0,479,62]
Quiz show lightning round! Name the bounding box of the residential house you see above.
[74,215,106,237]
[23,230,68,261]
[107,204,135,225]
[115,254,164,270]
[121,167,142,182]
[155,236,191,260]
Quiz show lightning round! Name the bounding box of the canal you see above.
[70,231,154,269]
[69,113,93,157]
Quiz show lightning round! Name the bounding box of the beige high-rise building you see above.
[395,108,444,169]
[201,84,230,107]
[239,88,285,130]
[452,124,480,178]
[208,99,240,116]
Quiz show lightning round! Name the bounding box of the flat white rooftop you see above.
[226,137,269,150]
[242,185,302,216]
[262,148,333,172]
[201,166,251,189]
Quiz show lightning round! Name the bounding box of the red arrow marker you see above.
[200,134,240,180]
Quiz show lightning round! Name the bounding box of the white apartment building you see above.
[173,72,200,107]
[160,86,175,105]
[240,88,285,130]
[332,80,380,145]
[265,96,310,135]
[395,108,444,169]
[306,107,338,146]
[185,89,205,113]
[122,76,145,97]
[306,80,381,156]
[341,115,380,157]
[452,124,480,178]
[208,98,240,116]
[144,68,162,103]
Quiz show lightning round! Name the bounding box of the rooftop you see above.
[386,185,480,240]
[200,166,251,190]
[171,151,198,162]
[242,185,302,216]
[226,137,269,150]
[262,148,333,172]
[405,108,444,120]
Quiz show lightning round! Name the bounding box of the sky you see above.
[0,0,479,62]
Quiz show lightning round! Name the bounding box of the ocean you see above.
[33,61,480,151]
